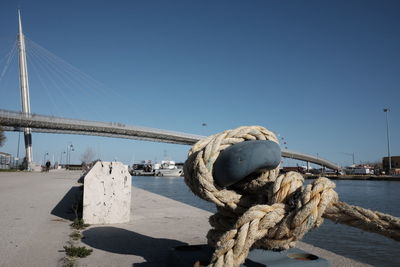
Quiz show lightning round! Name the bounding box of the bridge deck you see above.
[0,109,341,170]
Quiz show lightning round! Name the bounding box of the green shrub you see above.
[62,258,75,267]
[70,218,89,230]
[63,245,93,258]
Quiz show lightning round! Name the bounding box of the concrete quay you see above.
[0,170,82,267]
[0,171,369,267]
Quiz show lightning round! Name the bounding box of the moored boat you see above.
[129,161,155,176]
[154,160,183,177]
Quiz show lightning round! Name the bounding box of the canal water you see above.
[132,176,400,266]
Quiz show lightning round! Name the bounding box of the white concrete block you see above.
[83,161,131,224]
[29,163,42,172]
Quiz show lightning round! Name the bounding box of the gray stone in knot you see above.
[214,140,281,187]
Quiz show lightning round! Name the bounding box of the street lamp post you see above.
[66,144,74,169]
[66,146,69,168]
[342,152,355,166]
[383,108,391,173]
[60,151,66,167]
[70,147,74,166]
[43,152,48,165]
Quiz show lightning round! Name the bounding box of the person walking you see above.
[45,160,51,172]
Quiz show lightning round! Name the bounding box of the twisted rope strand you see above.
[324,201,400,241]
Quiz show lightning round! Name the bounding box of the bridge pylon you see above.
[17,10,33,166]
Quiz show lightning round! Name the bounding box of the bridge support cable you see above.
[0,40,18,85]
[25,37,125,118]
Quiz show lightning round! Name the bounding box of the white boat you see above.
[154,160,183,177]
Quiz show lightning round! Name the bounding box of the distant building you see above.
[382,156,400,175]
[0,152,12,169]
[0,152,21,170]
[281,166,307,174]
[344,166,374,175]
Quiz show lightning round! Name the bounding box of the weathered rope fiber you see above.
[183,126,400,267]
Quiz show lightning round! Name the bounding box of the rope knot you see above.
[184,126,400,267]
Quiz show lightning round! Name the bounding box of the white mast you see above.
[17,10,33,165]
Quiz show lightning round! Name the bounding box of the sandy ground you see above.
[0,170,369,267]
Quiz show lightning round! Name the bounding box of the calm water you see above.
[132,176,400,266]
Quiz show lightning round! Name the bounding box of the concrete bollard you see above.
[82,161,131,224]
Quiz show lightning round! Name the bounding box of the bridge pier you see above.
[17,11,33,166]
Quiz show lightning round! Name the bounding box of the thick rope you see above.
[323,201,400,241]
[183,126,400,267]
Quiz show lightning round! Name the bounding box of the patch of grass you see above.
[70,218,89,230]
[63,245,93,258]
[61,258,75,267]
[69,231,82,241]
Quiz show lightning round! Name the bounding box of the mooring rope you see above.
[184,126,400,267]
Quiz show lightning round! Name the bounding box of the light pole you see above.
[69,145,74,165]
[383,108,391,173]
[66,144,74,169]
[60,151,66,166]
[43,152,48,165]
[341,152,355,166]
[66,146,69,168]
[201,122,208,136]
[70,146,74,165]
[279,136,288,166]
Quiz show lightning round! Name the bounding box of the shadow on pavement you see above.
[50,186,83,221]
[82,227,187,266]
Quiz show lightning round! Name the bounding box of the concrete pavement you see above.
[0,170,81,267]
[0,170,369,267]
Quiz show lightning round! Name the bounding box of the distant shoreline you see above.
[305,174,400,181]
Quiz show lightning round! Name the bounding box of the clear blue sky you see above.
[0,0,399,167]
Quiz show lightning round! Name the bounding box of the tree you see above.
[80,147,95,164]
[0,127,6,147]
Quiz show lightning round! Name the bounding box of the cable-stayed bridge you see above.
[0,109,342,170]
[0,12,342,171]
